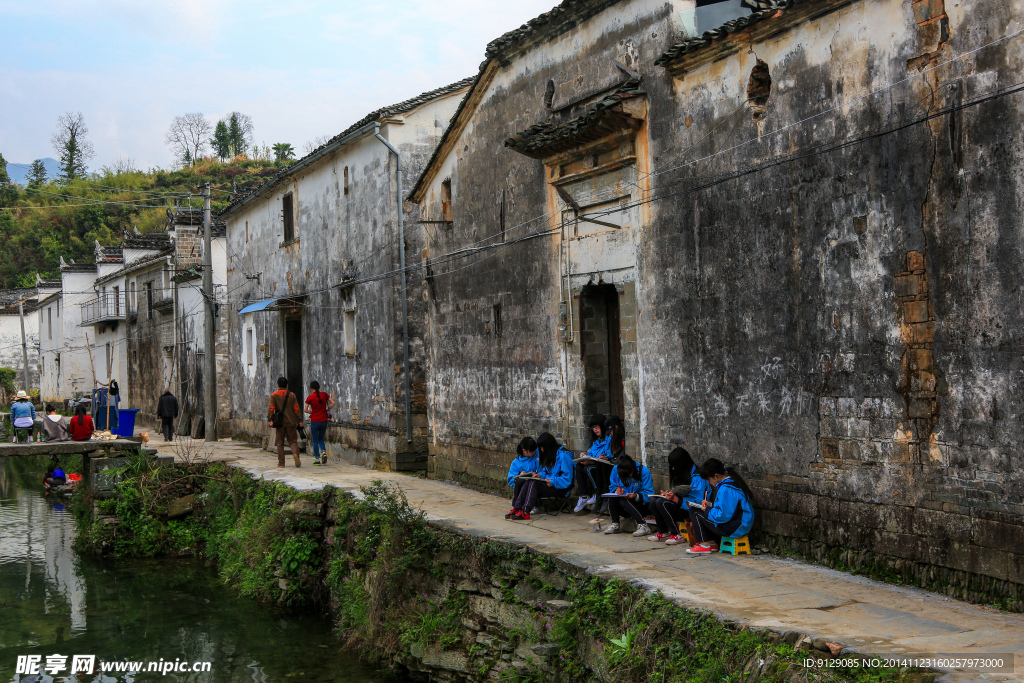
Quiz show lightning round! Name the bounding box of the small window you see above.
[344,310,356,356]
[282,192,295,242]
[113,286,120,316]
[246,327,254,366]
[129,281,136,311]
[441,178,453,222]
[245,220,249,243]
[343,167,349,196]
[47,307,52,339]
[145,282,153,320]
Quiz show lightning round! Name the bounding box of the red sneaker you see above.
[520,511,531,520]
[686,543,717,554]
[505,509,518,519]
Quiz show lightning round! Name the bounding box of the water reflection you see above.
[0,457,393,682]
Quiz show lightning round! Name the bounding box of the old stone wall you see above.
[413,0,1024,606]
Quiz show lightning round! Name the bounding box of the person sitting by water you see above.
[509,433,574,520]
[10,391,37,442]
[505,436,538,520]
[603,453,654,537]
[41,404,71,442]
[573,413,612,513]
[686,458,755,554]
[44,463,67,488]
[647,447,709,545]
[68,404,95,441]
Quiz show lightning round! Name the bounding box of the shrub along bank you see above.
[73,456,925,683]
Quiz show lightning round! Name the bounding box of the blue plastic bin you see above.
[116,408,139,438]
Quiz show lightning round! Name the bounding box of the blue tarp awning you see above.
[238,299,280,315]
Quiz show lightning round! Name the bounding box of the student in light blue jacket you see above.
[506,436,538,519]
[573,413,613,513]
[509,432,573,520]
[648,447,709,544]
[604,454,654,537]
[686,458,756,554]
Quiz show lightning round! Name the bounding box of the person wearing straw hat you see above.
[10,391,37,443]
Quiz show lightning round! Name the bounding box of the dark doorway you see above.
[285,318,303,399]
[579,283,624,419]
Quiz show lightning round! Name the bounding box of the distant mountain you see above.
[6,158,61,186]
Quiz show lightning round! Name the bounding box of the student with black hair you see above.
[603,453,654,536]
[505,436,538,519]
[686,458,755,553]
[573,413,612,513]
[508,433,573,520]
[587,414,626,520]
[648,447,709,544]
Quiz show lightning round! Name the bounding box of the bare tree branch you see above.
[166,113,212,166]
[51,112,95,181]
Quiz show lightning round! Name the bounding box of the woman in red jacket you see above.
[68,404,95,441]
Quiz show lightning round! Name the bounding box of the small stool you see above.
[676,522,690,543]
[719,536,751,555]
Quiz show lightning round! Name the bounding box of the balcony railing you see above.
[81,292,127,325]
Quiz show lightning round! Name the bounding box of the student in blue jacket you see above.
[648,447,709,545]
[686,458,756,554]
[506,436,538,519]
[509,432,573,521]
[603,454,654,537]
[573,413,613,513]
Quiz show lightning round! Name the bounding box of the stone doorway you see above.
[580,283,624,419]
[284,318,304,399]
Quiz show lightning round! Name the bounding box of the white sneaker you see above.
[530,507,543,515]
[603,522,620,535]
[585,495,598,508]
[648,533,668,542]
[632,523,652,537]
[573,497,589,513]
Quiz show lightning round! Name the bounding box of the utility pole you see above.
[202,182,217,441]
[17,302,30,397]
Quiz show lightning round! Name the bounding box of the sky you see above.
[0,0,558,170]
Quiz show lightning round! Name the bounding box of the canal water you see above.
[0,457,395,682]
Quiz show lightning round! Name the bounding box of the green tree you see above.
[51,111,95,182]
[211,120,231,160]
[272,143,295,162]
[226,112,253,157]
[0,153,18,207]
[26,159,48,190]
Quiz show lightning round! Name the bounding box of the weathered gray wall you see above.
[415,0,1024,604]
[225,96,460,468]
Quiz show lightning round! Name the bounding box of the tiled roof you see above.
[483,0,623,61]
[218,77,475,219]
[59,257,98,274]
[504,79,644,158]
[35,275,61,288]
[168,208,226,236]
[123,227,172,250]
[95,249,174,286]
[95,241,124,264]
[0,288,37,307]
[655,0,792,66]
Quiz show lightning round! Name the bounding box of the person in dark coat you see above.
[157,388,179,442]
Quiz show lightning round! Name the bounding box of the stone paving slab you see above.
[151,438,1024,682]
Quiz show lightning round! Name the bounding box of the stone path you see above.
[150,438,1024,682]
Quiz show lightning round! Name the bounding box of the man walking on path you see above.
[157,389,179,442]
[268,376,302,468]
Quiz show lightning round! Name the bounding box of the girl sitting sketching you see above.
[603,453,654,536]
[686,458,755,554]
[648,447,709,545]
[506,436,538,519]
[507,433,574,520]
[573,413,612,513]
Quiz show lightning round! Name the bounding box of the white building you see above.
[0,288,40,399]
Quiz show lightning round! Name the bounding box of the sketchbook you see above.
[686,501,704,509]
[515,474,545,481]
[601,493,628,498]
[572,457,614,465]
